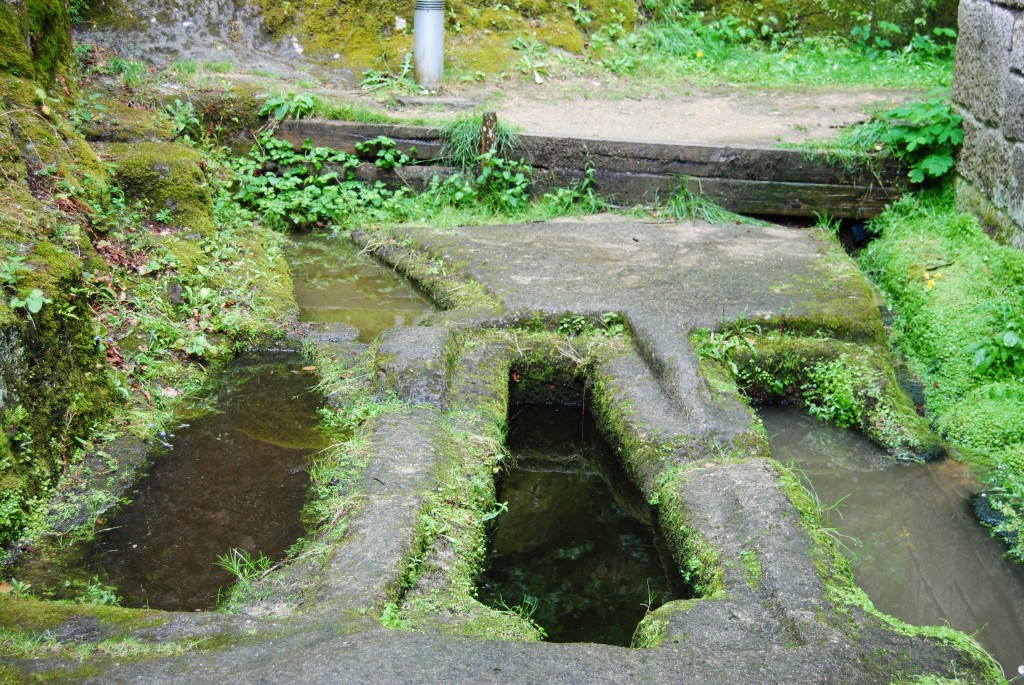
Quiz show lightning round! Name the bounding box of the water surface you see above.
[761,405,1024,674]
[480,405,678,646]
[288,233,433,342]
[13,352,325,611]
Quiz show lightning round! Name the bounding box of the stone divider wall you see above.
[953,0,1024,248]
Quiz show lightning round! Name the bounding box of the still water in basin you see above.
[480,405,678,646]
[288,232,433,342]
[761,405,1024,675]
[14,352,326,611]
[98,353,325,610]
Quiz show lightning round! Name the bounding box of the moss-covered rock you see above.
[76,97,174,143]
[103,142,215,233]
[0,0,71,86]
[251,0,632,72]
[0,244,113,543]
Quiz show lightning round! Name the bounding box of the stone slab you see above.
[1004,70,1024,141]
[376,326,452,408]
[954,0,1015,127]
[1014,9,1024,73]
[399,217,866,425]
[313,407,446,611]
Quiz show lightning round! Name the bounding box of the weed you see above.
[663,180,768,227]
[965,303,1024,379]
[878,98,963,184]
[439,115,521,167]
[76,576,121,606]
[70,92,106,131]
[0,256,32,288]
[355,135,416,170]
[259,92,318,123]
[802,356,865,429]
[215,548,273,586]
[164,99,201,140]
[360,53,422,94]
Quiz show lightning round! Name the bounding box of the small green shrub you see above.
[360,53,421,94]
[878,98,963,184]
[259,92,318,122]
[354,135,415,170]
[439,116,521,168]
[802,356,864,429]
[966,303,1024,379]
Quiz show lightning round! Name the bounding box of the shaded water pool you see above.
[12,352,326,611]
[288,232,433,342]
[479,405,678,646]
[761,405,1024,675]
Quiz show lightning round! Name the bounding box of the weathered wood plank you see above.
[283,119,905,219]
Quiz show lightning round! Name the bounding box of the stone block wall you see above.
[953,0,1024,248]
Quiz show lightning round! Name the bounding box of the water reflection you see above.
[95,353,325,611]
[480,405,677,646]
[761,405,1024,675]
[288,233,433,342]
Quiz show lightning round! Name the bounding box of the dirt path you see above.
[369,80,924,145]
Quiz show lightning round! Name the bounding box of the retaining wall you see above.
[953,0,1024,247]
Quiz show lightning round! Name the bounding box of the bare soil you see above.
[372,79,924,145]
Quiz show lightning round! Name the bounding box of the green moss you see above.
[247,0,625,73]
[954,177,1022,247]
[630,611,668,648]
[655,473,725,598]
[0,596,169,634]
[0,0,70,85]
[0,4,33,79]
[693,327,941,461]
[103,142,215,233]
[0,243,112,543]
[354,229,502,315]
[738,548,762,591]
[859,189,1024,559]
[75,97,174,143]
[935,384,1024,450]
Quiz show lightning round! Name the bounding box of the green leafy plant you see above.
[878,98,963,183]
[70,92,107,130]
[106,57,148,89]
[849,12,902,58]
[474,152,532,211]
[354,135,416,170]
[567,0,593,26]
[76,577,121,606]
[165,99,201,140]
[511,36,549,83]
[259,92,318,122]
[359,53,422,94]
[966,303,1024,379]
[802,356,864,429]
[10,289,51,315]
[0,256,32,288]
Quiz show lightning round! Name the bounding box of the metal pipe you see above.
[414,0,444,89]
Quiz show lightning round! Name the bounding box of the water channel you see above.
[12,353,326,610]
[288,232,433,341]
[761,405,1024,675]
[479,404,678,646]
